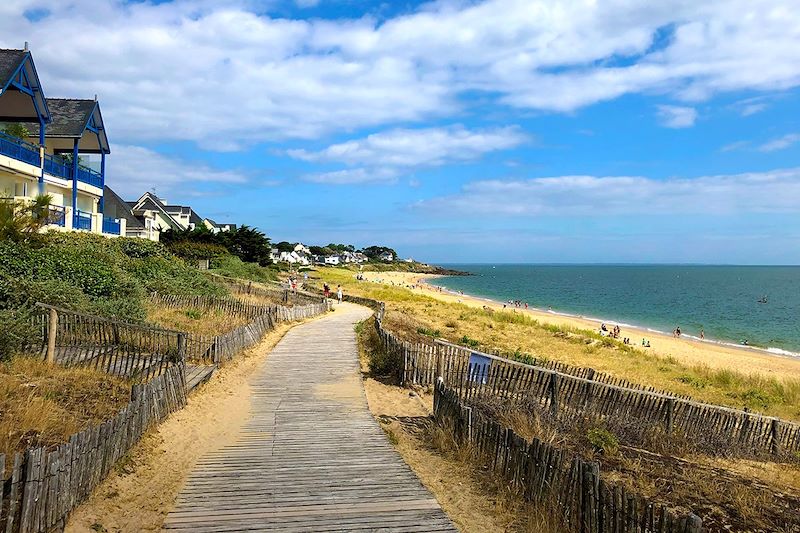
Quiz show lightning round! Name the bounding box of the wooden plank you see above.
[166,303,456,532]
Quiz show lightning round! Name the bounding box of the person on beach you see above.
[700,328,705,340]
[323,283,330,299]
[337,285,343,303]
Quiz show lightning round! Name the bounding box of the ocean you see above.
[429,265,800,357]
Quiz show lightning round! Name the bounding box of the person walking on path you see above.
[337,285,343,304]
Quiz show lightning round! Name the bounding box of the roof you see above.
[165,205,191,215]
[189,209,203,226]
[42,99,96,136]
[0,50,26,87]
[131,192,184,230]
[0,49,50,123]
[23,98,110,153]
[102,186,144,229]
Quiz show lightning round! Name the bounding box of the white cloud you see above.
[757,133,800,152]
[656,105,697,128]
[720,140,749,152]
[106,144,248,198]
[0,0,798,149]
[301,167,398,185]
[287,125,526,167]
[415,168,800,216]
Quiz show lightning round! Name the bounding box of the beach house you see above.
[127,192,195,234]
[203,218,236,234]
[0,46,122,236]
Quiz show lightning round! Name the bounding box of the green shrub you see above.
[416,326,441,337]
[676,374,710,389]
[587,427,619,455]
[167,241,228,260]
[460,335,480,348]
[210,255,278,283]
[115,238,170,259]
[0,308,37,361]
[0,233,225,324]
[185,309,203,320]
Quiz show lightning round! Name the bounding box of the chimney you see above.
[94,94,98,102]
[24,41,29,51]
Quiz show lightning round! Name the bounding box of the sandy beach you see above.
[361,271,800,381]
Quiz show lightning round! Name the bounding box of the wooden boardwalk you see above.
[164,303,456,532]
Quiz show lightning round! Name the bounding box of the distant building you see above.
[103,186,160,240]
[324,255,341,266]
[378,251,394,262]
[127,192,186,233]
[276,250,310,266]
[203,218,236,234]
[294,243,311,255]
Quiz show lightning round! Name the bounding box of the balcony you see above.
[102,216,121,235]
[43,153,71,180]
[73,209,92,231]
[76,163,103,188]
[0,130,40,167]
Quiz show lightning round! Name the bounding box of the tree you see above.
[275,241,295,252]
[1,123,30,140]
[217,225,272,265]
[160,226,218,246]
[0,194,53,243]
[327,243,355,252]
[361,245,397,260]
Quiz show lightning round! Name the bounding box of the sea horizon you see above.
[435,262,800,267]
[426,264,800,358]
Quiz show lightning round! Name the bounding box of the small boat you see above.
[757,295,768,304]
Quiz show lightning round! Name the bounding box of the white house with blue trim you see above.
[0,44,123,236]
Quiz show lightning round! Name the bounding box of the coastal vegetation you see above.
[0,234,222,359]
[0,357,129,460]
[317,267,800,421]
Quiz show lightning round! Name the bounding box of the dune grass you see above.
[317,267,800,421]
[145,303,252,336]
[0,357,130,465]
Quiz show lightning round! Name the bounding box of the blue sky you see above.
[4,0,800,263]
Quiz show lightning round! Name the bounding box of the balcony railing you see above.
[102,216,121,235]
[0,130,40,167]
[74,210,92,231]
[48,204,66,227]
[43,153,72,180]
[76,164,103,188]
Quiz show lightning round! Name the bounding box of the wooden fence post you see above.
[685,513,702,533]
[46,308,58,364]
[770,419,782,455]
[177,333,186,364]
[435,343,444,382]
[665,398,675,434]
[549,373,560,417]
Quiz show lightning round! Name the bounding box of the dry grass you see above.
[145,304,251,336]
[0,357,130,465]
[230,291,283,306]
[470,394,800,532]
[319,267,800,421]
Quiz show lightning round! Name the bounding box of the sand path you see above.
[163,302,456,532]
